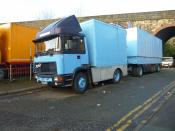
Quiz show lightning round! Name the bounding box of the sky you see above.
[0,0,175,23]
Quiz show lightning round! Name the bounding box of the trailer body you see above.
[0,50,1,63]
[0,23,39,79]
[80,19,127,82]
[126,27,162,76]
[0,23,38,63]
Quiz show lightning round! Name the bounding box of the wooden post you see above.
[10,64,12,81]
[30,46,32,80]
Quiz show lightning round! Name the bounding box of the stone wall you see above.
[18,10,175,34]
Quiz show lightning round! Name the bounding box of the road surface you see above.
[0,68,175,131]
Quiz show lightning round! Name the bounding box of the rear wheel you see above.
[132,66,143,77]
[137,66,143,77]
[156,65,160,72]
[113,69,121,83]
[73,72,88,94]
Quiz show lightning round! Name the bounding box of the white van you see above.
[162,57,174,67]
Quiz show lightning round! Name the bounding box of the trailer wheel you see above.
[132,66,143,77]
[156,65,160,72]
[113,69,121,83]
[73,72,88,94]
[136,66,143,77]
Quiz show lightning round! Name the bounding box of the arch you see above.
[154,24,175,44]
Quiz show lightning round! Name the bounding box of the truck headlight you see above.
[54,76,64,82]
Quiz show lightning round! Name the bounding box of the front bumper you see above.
[162,63,173,67]
[35,74,73,87]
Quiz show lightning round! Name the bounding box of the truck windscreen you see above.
[36,37,61,54]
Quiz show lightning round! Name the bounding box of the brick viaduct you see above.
[19,10,175,44]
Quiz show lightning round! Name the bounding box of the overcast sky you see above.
[0,0,174,23]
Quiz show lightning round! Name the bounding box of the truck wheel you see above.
[73,72,88,94]
[113,69,121,83]
[0,69,4,80]
[136,66,143,77]
[156,65,160,72]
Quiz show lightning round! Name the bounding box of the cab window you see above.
[63,36,85,54]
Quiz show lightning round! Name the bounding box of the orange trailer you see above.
[0,23,39,79]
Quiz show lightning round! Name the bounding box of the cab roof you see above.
[33,15,82,43]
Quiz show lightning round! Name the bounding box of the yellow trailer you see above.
[0,23,39,79]
[0,49,1,63]
[0,23,39,63]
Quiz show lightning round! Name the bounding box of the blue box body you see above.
[80,19,127,67]
[126,27,162,64]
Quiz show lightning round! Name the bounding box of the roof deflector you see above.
[33,15,82,42]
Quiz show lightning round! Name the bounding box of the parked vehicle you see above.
[0,23,38,80]
[33,15,127,93]
[162,57,174,67]
[126,27,162,76]
[33,15,162,93]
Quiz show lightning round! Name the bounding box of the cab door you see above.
[63,35,88,74]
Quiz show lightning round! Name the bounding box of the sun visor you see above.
[33,15,82,43]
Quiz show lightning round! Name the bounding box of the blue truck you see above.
[33,16,162,93]
[33,15,127,93]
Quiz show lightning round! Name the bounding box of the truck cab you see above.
[33,15,89,93]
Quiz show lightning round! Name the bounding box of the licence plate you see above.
[38,77,52,84]
[41,81,48,85]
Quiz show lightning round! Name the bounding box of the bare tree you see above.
[37,9,55,20]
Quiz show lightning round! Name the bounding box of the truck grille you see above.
[34,62,57,74]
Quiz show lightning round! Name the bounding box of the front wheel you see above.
[73,72,88,94]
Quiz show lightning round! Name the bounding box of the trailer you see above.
[0,23,39,80]
[33,15,127,93]
[126,27,162,76]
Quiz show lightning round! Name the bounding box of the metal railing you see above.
[0,64,33,81]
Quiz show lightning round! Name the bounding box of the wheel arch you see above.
[72,65,90,80]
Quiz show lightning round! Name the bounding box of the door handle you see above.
[77,55,80,59]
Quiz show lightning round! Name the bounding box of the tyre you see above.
[132,66,143,77]
[136,66,143,77]
[73,72,88,94]
[156,65,160,72]
[113,69,121,83]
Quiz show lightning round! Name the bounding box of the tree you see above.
[164,37,175,58]
[37,9,55,20]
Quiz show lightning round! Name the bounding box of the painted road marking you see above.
[116,91,161,131]
[106,91,161,131]
[134,85,175,131]
[106,80,175,131]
